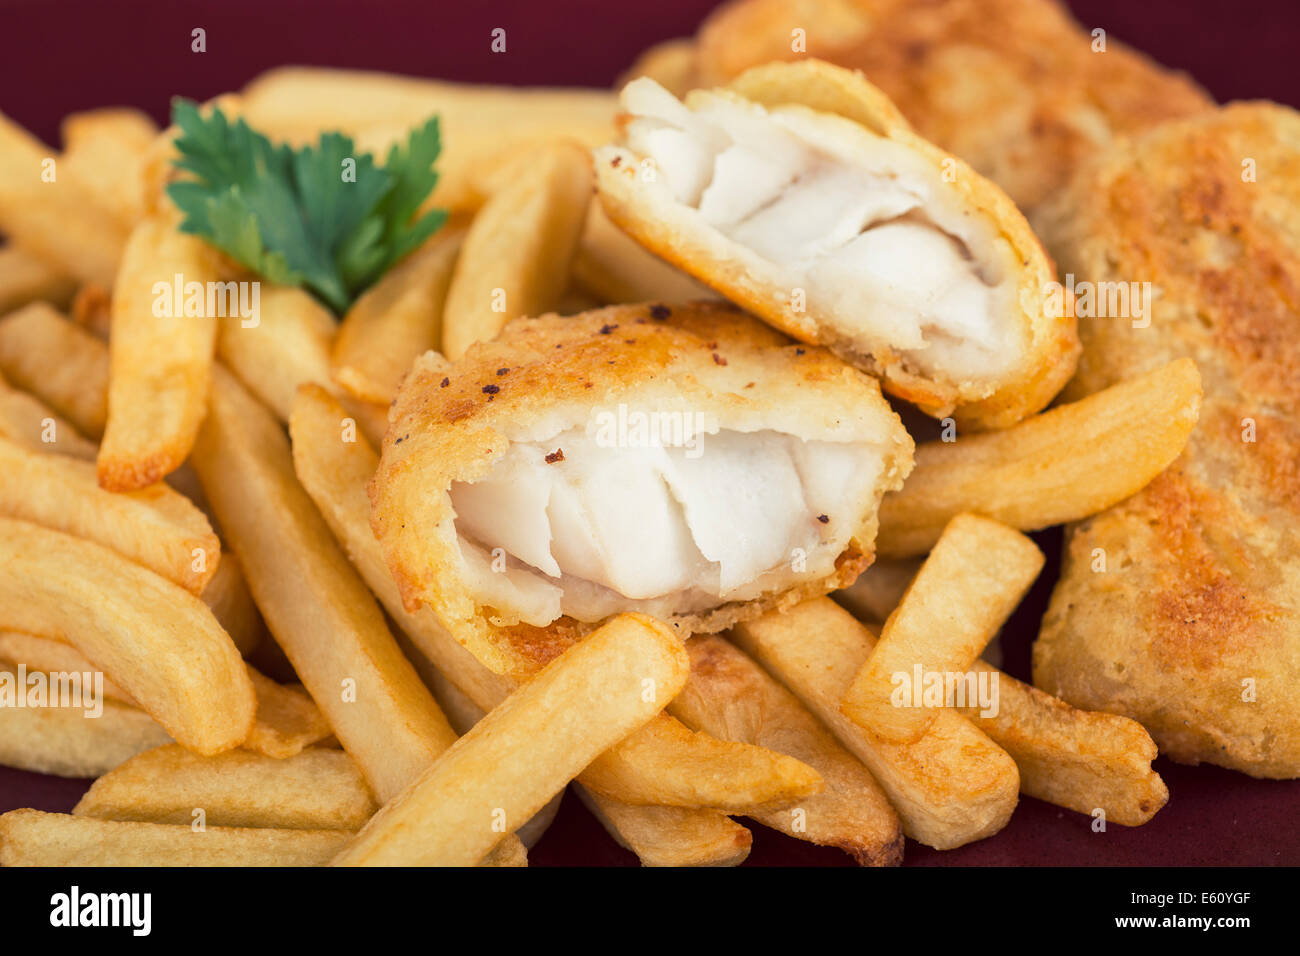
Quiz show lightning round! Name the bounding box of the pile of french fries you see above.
[0,67,1195,867]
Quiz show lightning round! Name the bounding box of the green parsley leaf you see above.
[165,99,446,314]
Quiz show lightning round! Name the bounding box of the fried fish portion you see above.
[689,0,1213,213]
[595,60,1078,428]
[370,301,912,676]
[1033,103,1300,778]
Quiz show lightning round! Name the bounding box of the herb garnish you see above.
[165,99,447,313]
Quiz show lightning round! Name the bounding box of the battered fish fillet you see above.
[1033,103,1300,778]
[686,0,1213,213]
[595,60,1078,428]
[370,302,913,678]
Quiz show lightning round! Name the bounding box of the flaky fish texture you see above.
[595,60,1078,429]
[1034,103,1300,778]
[370,302,913,679]
[688,0,1213,214]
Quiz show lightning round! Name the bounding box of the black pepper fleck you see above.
[545,449,565,463]
[482,384,500,395]
[496,367,510,376]
[712,353,727,366]
[599,324,618,334]
[440,377,450,387]
[817,514,829,524]
[649,304,671,320]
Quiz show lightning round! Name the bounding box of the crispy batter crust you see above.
[370,301,913,678]
[1034,103,1300,777]
[692,0,1213,213]
[595,59,1079,429]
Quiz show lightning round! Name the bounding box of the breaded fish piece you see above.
[1033,103,1300,778]
[370,302,913,678]
[689,0,1213,213]
[594,60,1078,428]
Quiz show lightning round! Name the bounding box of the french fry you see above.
[730,598,1020,850]
[876,359,1203,557]
[840,612,1166,824]
[216,284,334,421]
[215,283,388,447]
[571,203,716,305]
[334,614,689,867]
[332,228,462,404]
[674,635,903,866]
[2,627,328,758]
[2,628,328,759]
[0,111,128,287]
[290,382,824,814]
[0,302,109,437]
[580,713,822,810]
[0,245,76,314]
[0,810,352,867]
[960,661,1168,826]
[417,665,564,849]
[841,515,1043,745]
[240,67,614,212]
[99,212,227,490]
[833,557,920,624]
[0,664,171,777]
[0,374,97,460]
[0,433,221,593]
[244,668,334,758]
[0,518,253,754]
[200,551,265,658]
[70,281,112,339]
[74,745,377,830]
[190,369,464,803]
[441,140,592,359]
[0,632,134,703]
[59,107,157,227]
[574,786,752,867]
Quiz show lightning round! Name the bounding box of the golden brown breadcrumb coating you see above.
[690,0,1213,213]
[1034,103,1300,778]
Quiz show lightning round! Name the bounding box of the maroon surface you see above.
[2,0,1298,866]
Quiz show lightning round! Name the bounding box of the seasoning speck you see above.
[817,514,829,524]
[440,377,450,387]
[795,348,805,356]
[496,367,510,376]
[611,156,621,167]
[712,353,727,366]
[482,384,500,395]
[599,324,618,335]
[545,449,565,464]
[649,304,671,320]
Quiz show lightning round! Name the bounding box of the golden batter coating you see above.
[1034,103,1300,778]
[371,301,913,678]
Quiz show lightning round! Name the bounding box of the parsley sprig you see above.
[165,99,447,313]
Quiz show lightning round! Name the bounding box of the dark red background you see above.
[1,0,1298,866]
